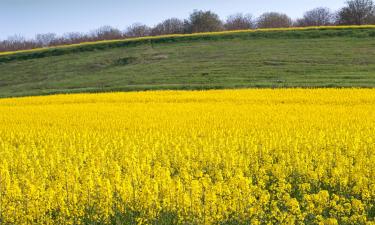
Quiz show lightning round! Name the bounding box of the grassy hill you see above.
[1,26,375,98]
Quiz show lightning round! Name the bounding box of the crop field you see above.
[0,89,374,224]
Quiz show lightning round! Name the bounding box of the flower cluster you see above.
[0,89,374,224]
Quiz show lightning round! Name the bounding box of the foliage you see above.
[184,10,224,33]
[225,13,254,31]
[124,23,152,38]
[256,12,292,28]
[337,0,375,25]
[0,89,374,224]
[295,7,334,27]
[151,18,185,36]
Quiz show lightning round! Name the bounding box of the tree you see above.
[35,33,57,46]
[151,18,185,35]
[336,0,375,25]
[6,34,26,44]
[296,7,333,27]
[125,23,151,37]
[63,32,85,41]
[184,10,224,33]
[58,32,89,45]
[256,12,293,28]
[225,13,254,30]
[91,26,123,40]
[0,35,39,52]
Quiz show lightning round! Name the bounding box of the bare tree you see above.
[7,35,25,43]
[151,18,185,35]
[35,33,57,46]
[91,25,123,40]
[256,12,293,28]
[0,35,40,52]
[63,32,86,41]
[225,13,254,30]
[184,10,224,33]
[125,23,151,37]
[296,7,334,27]
[336,0,375,25]
[56,32,90,45]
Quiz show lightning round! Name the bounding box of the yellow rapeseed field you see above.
[0,89,374,224]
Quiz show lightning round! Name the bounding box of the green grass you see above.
[1,27,375,98]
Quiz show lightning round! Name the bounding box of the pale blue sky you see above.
[1,0,345,40]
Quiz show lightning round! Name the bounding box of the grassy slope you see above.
[1,27,375,97]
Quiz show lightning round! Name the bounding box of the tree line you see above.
[1,0,375,52]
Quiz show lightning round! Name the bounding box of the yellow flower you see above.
[0,88,374,224]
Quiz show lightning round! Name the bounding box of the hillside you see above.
[1,26,375,98]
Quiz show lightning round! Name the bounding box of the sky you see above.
[0,0,345,40]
